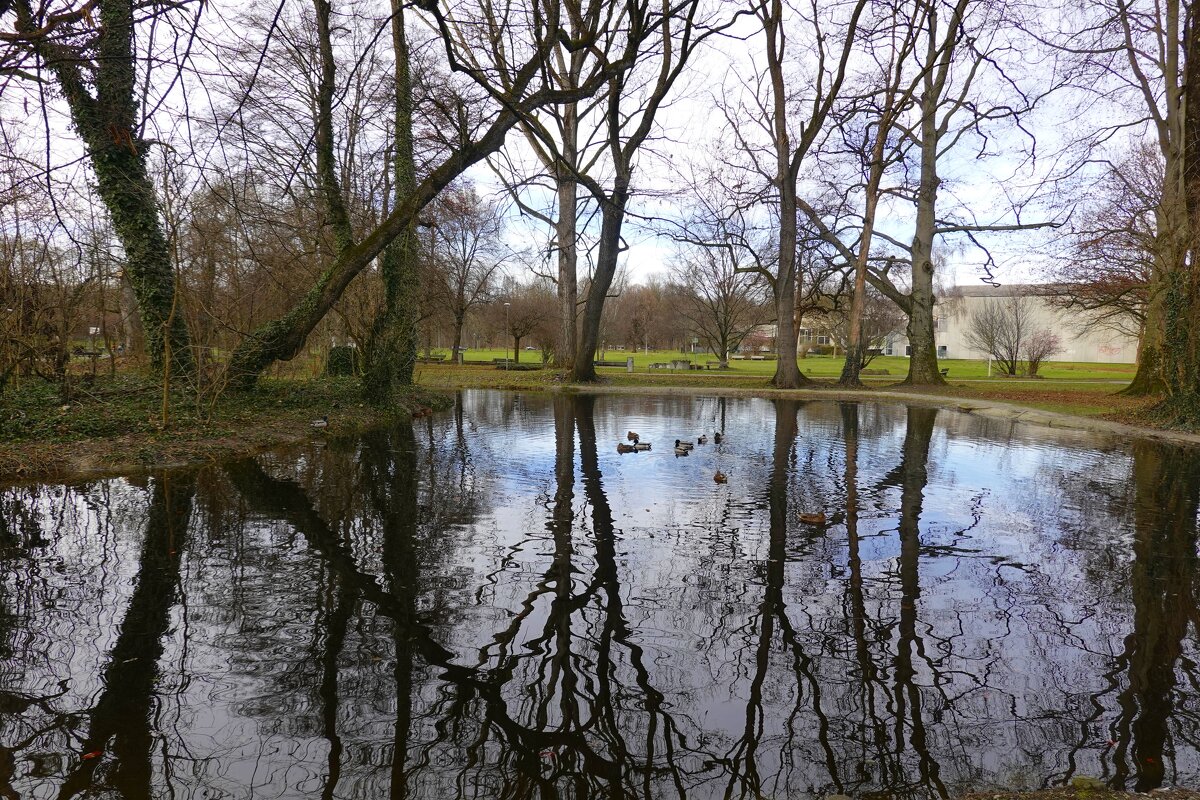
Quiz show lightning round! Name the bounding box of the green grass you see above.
[426,348,1137,382]
[416,356,1152,425]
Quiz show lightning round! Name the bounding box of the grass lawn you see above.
[429,347,1137,382]
[416,352,1151,425]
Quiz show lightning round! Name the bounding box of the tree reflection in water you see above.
[1,392,1199,799]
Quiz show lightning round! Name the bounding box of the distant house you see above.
[884,284,1140,364]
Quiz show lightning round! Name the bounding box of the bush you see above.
[325,345,361,377]
[809,345,833,356]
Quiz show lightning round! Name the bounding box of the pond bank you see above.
[3,377,1195,483]
[560,383,1200,448]
[0,376,444,483]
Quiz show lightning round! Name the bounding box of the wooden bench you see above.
[940,368,950,376]
[593,360,626,367]
[705,360,724,370]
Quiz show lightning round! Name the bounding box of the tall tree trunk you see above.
[1156,6,1200,422]
[363,0,420,405]
[556,104,580,371]
[1121,314,1165,395]
[772,181,806,388]
[764,0,809,389]
[572,179,629,382]
[451,314,465,361]
[904,26,947,387]
[16,0,192,376]
[839,131,889,387]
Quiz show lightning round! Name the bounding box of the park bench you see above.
[593,360,626,367]
[940,368,950,377]
[705,360,724,369]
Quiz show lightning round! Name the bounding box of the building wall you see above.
[885,285,1140,364]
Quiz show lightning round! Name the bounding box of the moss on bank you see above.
[0,376,445,481]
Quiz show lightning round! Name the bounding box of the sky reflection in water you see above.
[1,391,1198,799]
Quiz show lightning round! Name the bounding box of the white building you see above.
[884,284,1140,364]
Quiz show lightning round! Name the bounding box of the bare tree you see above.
[566,0,733,382]
[225,0,656,391]
[962,294,1033,376]
[501,283,557,362]
[1050,0,1191,405]
[826,287,907,371]
[428,185,509,358]
[1024,329,1062,377]
[1046,145,1156,340]
[727,0,869,388]
[672,245,772,367]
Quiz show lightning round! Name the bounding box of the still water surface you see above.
[2,391,1199,799]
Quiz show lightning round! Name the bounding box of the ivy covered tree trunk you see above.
[1154,11,1200,424]
[363,0,419,405]
[14,0,192,377]
[1122,315,1165,396]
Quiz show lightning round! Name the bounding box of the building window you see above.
[937,345,947,357]
[933,317,944,332]
[905,345,912,356]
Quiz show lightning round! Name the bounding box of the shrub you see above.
[325,345,360,377]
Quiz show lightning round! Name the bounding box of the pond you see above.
[2,391,1199,799]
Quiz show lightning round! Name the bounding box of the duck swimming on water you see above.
[713,470,727,484]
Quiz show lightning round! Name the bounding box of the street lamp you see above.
[504,302,511,370]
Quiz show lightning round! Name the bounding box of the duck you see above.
[617,443,636,454]
[674,439,694,450]
[634,441,652,451]
[697,434,708,444]
[627,431,640,441]
[674,442,691,455]
[799,512,826,525]
[713,470,727,484]
[311,416,329,429]
[713,432,723,444]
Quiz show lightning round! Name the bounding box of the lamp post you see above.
[504,302,511,370]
